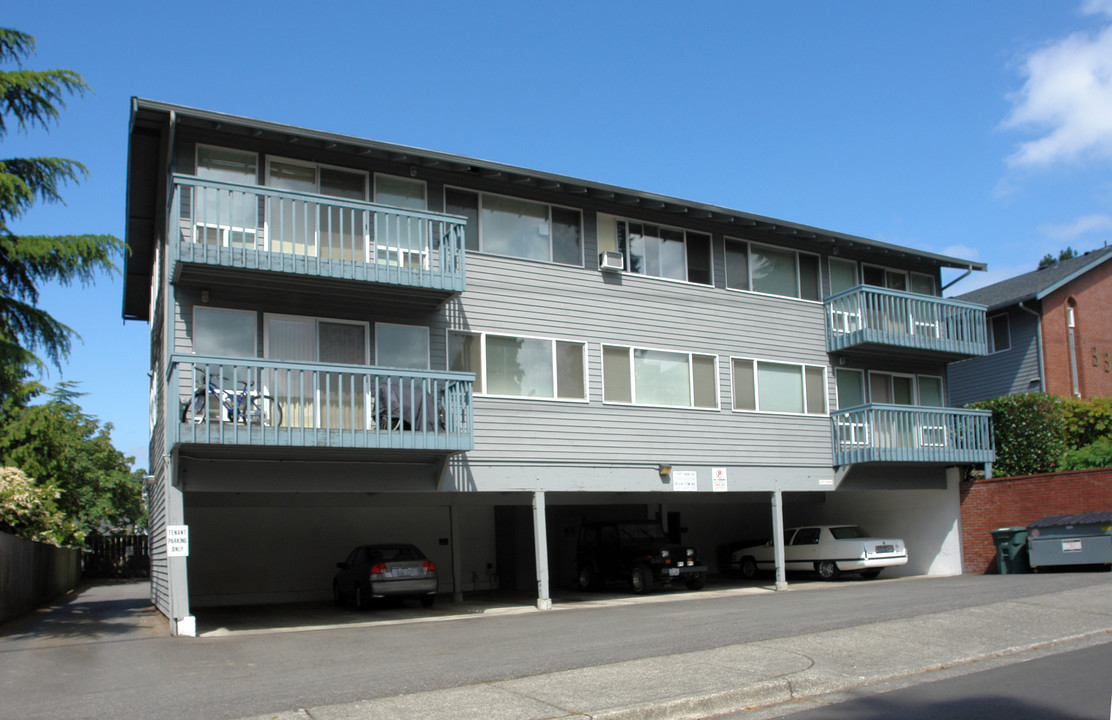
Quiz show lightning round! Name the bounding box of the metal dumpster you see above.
[1027,512,1112,571]
[989,527,1030,574]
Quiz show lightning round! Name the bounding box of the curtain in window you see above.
[757,362,804,413]
[486,336,554,397]
[634,349,690,406]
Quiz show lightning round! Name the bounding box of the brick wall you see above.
[959,467,1112,573]
[1041,257,1112,398]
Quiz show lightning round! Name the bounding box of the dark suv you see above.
[576,521,707,594]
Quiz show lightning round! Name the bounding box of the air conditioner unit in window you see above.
[599,251,624,272]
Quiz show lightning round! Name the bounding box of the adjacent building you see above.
[948,246,1112,405]
[124,99,994,635]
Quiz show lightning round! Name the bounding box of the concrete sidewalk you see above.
[236,582,1112,720]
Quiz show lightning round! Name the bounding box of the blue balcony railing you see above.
[168,175,467,293]
[825,286,987,359]
[169,354,473,452]
[831,404,994,467]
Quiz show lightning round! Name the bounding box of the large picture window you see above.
[603,345,718,408]
[193,307,257,358]
[448,332,586,400]
[732,358,826,414]
[725,239,820,300]
[443,188,582,266]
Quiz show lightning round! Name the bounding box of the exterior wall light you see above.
[658,465,672,478]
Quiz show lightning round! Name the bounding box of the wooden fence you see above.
[84,534,150,578]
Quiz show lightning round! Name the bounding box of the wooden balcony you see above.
[831,404,994,467]
[168,175,466,297]
[169,355,474,454]
[825,286,987,361]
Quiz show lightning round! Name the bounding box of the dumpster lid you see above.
[990,526,1027,533]
[1027,511,1112,529]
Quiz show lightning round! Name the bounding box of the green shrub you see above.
[967,394,1067,477]
[1061,395,1112,449]
[1058,436,1112,471]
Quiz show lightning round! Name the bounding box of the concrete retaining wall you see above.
[959,467,1112,573]
[0,531,82,625]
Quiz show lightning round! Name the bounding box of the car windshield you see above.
[618,523,667,542]
[829,526,870,540]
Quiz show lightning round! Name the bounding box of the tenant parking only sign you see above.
[166,525,189,557]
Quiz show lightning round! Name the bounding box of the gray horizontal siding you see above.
[948,307,1041,405]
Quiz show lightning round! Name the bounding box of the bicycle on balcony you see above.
[180,368,284,428]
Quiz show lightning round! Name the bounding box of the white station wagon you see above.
[730,525,908,580]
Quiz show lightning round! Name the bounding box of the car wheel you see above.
[332,582,343,607]
[630,564,654,594]
[685,572,706,591]
[739,556,758,579]
[354,584,369,610]
[577,565,598,591]
[419,594,435,608]
[816,560,841,581]
[860,569,882,580]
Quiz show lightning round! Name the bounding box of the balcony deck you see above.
[831,403,994,467]
[825,286,987,361]
[169,355,474,454]
[168,176,467,296]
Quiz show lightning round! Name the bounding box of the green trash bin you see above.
[990,527,1030,574]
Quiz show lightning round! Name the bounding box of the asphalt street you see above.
[1,573,1109,720]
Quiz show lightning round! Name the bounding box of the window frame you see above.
[262,312,371,366]
[730,356,828,415]
[988,313,1011,353]
[446,330,588,403]
[602,344,720,410]
[442,185,584,267]
[724,238,823,303]
[265,155,370,200]
[834,367,866,409]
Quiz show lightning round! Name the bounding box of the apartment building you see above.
[124,99,993,635]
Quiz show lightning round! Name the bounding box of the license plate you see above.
[668,568,680,576]
[875,545,894,554]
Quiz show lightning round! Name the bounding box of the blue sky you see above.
[7,1,1112,463]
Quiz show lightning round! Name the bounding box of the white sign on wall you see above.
[672,470,698,492]
[167,525,189,557]
[712,467,728,492]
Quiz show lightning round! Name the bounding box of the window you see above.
[375,323,429,370]
[266,157,368,259]
[910,272,937,296]
[918,375,944,407]
[192,307,257,358]
[835,368,865,408]
[603,346,718,408]
[448,332,586,400]
[863,264,908,292]
[828,257,859,295]
[598,215,710,284]
[732,359,826,414]
[867,372,944,406]
[989,314,1010,353]
[374,175,427,266]
[725,239,820,300]
[443,188,582,266]
[194,146,259,248]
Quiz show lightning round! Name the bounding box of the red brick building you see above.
[949,246,1112,404]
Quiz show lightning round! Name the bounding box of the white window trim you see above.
[262,312,371,366]
[989,313,1011,354]
[724,238,824,304]
[601,343,721,410]
[730,356,829,416]
[375,322,430,370]
[610,217,712,287]
[191,306,258,358]
[442,185,585,267]
[449,330,589,403]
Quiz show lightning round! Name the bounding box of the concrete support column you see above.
[532,491,552,611]
[771,490,788,591]
[166,465,194,636]
[449,504,464,603]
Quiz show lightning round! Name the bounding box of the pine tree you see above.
[0,27,124,400]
